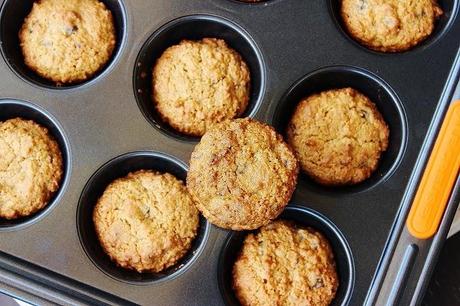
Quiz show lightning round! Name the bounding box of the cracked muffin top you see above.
[341,0,443,52]
[152,38,251,136]
[287,88,389,186]
[187,118,299,230]
[19,0,116,84]
[93,170,199,273]
[233,220,339,306]
[0,118,63,219]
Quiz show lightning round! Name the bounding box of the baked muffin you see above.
[19,0,116,84]
[287,88,389,186]
[341,0,443,52]
[233,220,339,306]
[93,170,199,273]
[187,118,298,230]
[152,38,251,136]
[0,118,63,219]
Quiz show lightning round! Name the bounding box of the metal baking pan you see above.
[0,0,460,305]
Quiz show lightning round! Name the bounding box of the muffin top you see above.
[341,0,443,52]
[93,170,199,273]
[0,118,63,219]
[19,0,116,83]
[187,118,298,230]
[233,220,339,306]
[152,38,251,136]
[287,88,389,186]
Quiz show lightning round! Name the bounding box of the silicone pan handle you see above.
[407,100,460,239]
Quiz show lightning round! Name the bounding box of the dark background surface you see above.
[423,232,460,306]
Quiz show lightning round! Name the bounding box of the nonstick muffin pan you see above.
[0,0,459,305]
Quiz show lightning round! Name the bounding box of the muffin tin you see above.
[0,0,459,305]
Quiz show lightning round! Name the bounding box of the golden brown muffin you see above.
[19,0,116,84]
[93,170,199,273]
[0,118,63,219]
[152,38,251,136]
[187,118,299,230]
[287,88,389,186]
[233,220,339,306]
[341,0,443,52]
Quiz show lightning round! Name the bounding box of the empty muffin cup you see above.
[273,65,408,193]
[133,14,266,142]
[77,151,210,284]
[0,0,127,89]
[0,99,70,230]
[218,205,355,306]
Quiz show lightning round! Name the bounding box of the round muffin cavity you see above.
[152,38,251,136]
[233,220,339,306]
[187,118,299,230]
[287,88,389,186]
[93,170,199,273]
[341,0,443,52]
[0,118,63,219]
[19,0,116,84]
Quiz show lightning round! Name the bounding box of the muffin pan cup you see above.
[329,0,459,54]
[0,99,71,231]
[0,0,127,90]
[273,65,408,194]
[0,1,459,305]
[218,206,355,306]
[133,14,266,142]
[77,151,210,285]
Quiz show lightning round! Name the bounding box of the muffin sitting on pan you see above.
[287,88,389,186]
[152,38,251,136]
[341,0,443,52]
[0,118,63,219]
[19,0,116,84]
[187,118,299,230]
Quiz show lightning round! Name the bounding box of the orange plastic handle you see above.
[407,101,460,239]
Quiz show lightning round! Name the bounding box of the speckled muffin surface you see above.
[19,0,116,84]
[93,170,199,273]
[287,88,389,186]
[187,118,299,230]
[0,118,63,219]
[233,220,339,306]
[341,0,443,52]
[152,38,251,136]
